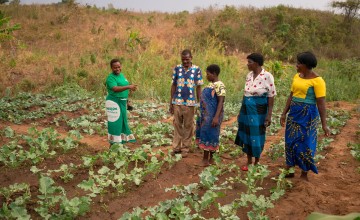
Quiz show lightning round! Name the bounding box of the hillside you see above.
[1,3,359,101]
[1,4,198,96]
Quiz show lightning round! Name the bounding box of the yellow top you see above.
[212,81,226,96]
[291,73,326,104]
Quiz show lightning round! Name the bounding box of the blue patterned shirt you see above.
[171,64,204,106]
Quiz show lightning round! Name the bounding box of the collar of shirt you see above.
[178,64,196,73]
[249,68,265,81]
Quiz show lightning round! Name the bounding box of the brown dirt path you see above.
[83,154,205,220]
[0,121,109,151]
[267,102,360,219]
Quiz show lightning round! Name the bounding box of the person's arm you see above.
[265,96,274,127]
[316,97,330,136]
[212,96,225,127]
[112,85,137,92]
[280,92,293,127]
[195,68,203,104]
[237,97,244,121]
[196,85,201,103]
[169,84,176,114]
[169,67,178,114]
[107,75,137,93]
[265,72,276,127]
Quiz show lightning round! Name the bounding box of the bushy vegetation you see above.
[0,10,20,42]
[0,4,359,103]
[201,5,360,60]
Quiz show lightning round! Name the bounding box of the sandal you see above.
[241,165,248,171]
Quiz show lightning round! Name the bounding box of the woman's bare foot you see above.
[300,171,308,181]
[201,159,210,167]
[209,158,215,165]
[209,151,215,165]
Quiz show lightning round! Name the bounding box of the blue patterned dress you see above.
[285,101,320,173]
[285,74,326,174]
[196,81,226,151]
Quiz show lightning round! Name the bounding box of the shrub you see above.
[18,79,35,92]
[77,69,89,78]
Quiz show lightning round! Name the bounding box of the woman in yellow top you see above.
[280,52,330,181]
[195,64,225,166]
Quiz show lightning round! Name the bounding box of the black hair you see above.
[110,58,121,68]
[181,49,192,57]
[297,51,317,69]
[206,64,221,76]
[247,53,264,66]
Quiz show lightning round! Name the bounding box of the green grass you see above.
[1,4,359,105]
[318,59,360,101]
[45,42,359,112]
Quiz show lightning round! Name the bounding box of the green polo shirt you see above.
[106,72,129,98]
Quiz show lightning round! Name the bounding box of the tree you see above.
[331,0,360,25]
[10,0,21,6]
[61,0,76,5]
[0,0,9,4]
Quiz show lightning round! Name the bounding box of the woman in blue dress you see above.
[196,64,226,166]
[280,52,330,181]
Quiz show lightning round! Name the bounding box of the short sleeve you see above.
[171,67,177,85]
[194,68,204,86]
[314,77,326,98]
[290,74,297,93]
[106,75,117,89]
[214,81,226,96]
[266,73,277,97]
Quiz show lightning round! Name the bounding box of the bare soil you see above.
[0,101,359,219]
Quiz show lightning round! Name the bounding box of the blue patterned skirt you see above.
[235,95,268,158]
[196,87,223,151]
[285,101,320,173]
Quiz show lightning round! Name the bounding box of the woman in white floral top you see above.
[235,53,277,171]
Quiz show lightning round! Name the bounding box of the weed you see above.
[18,79,35,92]
[77,69,89,78]
[90,53,96,64]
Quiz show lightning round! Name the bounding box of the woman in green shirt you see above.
[105,59,137,145]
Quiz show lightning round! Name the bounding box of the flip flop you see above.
[241,165,248,171]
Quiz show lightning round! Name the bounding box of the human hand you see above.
[169,104,174,114]
[196,107,200,116]
[129,84,137,91]
[264,116,271,127]
[280,114,286,127]
[323,126,330,137]
[211,117,219,127]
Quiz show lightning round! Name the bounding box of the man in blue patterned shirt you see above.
[169,49,204,157]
